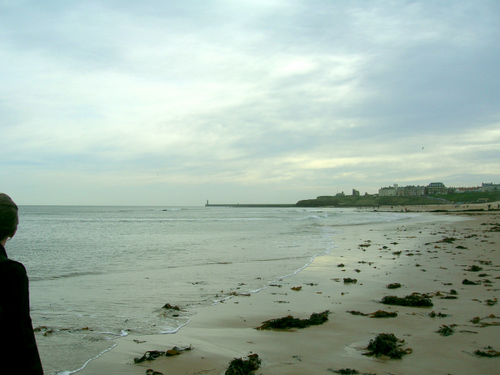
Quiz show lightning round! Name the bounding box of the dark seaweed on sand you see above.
[364,333,412,359]
[225,354,261,375]
[474,347,500,357]
[256,310,330,330]
[343,278,357,284]
[346,310,397,318]
[328,369,360,374]
[462,279,481,285]
[436,325,455,336]
[370,310,397,318]
[466,265,483,272]
[134,346,192,363]
[386,283,401,289]
[437,237,457,243]
[347,310,368,316]
[327,369,377,375]
[429,311,448,318]
[381,293,433,307]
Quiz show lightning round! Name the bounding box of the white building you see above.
[482,182,500,192]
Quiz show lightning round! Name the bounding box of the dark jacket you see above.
[0,244,44,374]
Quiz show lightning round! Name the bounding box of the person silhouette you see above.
[0,193,44,374]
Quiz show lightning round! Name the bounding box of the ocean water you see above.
[7,205,410,374]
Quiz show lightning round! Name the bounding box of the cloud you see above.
[1,0,499,205]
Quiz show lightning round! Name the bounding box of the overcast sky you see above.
[1,0,499,206]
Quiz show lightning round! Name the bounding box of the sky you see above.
[1,0,499,206]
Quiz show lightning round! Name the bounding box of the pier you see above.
[205,200,296,208]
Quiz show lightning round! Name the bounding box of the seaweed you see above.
[145,370,164,375]
[462,279,480,285]
[291,286,302,291]
[470,314,500,327]
[474,347,500,357]
[436,325,455,336]
[438,237,457,243]
[343,278,358,284]
[328,369,359,374]
[134,351,164,363]
[381,293,433,307]
[386,283,402,289]
[134,346,193,363]
[347,310,368,316]
[327,369,376,375]
[478,260,492,265]
[364,333,412,359]
[225,354,261,375]
[162,303,181,311]
[429,311,448,318]
[370,310,398,318]
[485,298,498,306]
[466,265,483,272]
[256,310,330,330]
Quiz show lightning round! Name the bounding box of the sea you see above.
[8,205,412,374]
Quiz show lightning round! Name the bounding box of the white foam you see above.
[55,343,117,375]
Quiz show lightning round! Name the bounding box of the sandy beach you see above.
[79,206,500,375]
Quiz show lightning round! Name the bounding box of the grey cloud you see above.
[1,0,499,205]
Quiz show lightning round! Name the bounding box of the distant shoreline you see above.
[205,203,297,207]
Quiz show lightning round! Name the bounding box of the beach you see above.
[77,207,500,375]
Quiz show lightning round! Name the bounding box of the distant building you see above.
[378,184,398,196]
[352,189,360,197]
[427,182,447,195]
[482,182,500,192]
[379,183,426,196]
[455,186,481,193]
[397,185,426,196]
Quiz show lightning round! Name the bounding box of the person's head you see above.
[0,193,19,243]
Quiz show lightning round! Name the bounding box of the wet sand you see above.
[79,208,500,375]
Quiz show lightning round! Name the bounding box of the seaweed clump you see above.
[346,310,397,318]
[474,347,500,357]
[162,303,181,311]
[462,279,480,285]
[134,346,193,363]
[327,369,376,375]
[364,333,412,359]
[386,283,401,289]
[429,311,448,318]
[370,310,398,318]
[436,325,455,336]
[438,237,457,243]
[225,354,261,375]
[381,293,433,307]
[485,298,498,306]
[256,310,330,330]
[347,310,368,316]
[466,265,483,272]
[328,369,360,374]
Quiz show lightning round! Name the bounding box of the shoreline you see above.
[78,209,500,375]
